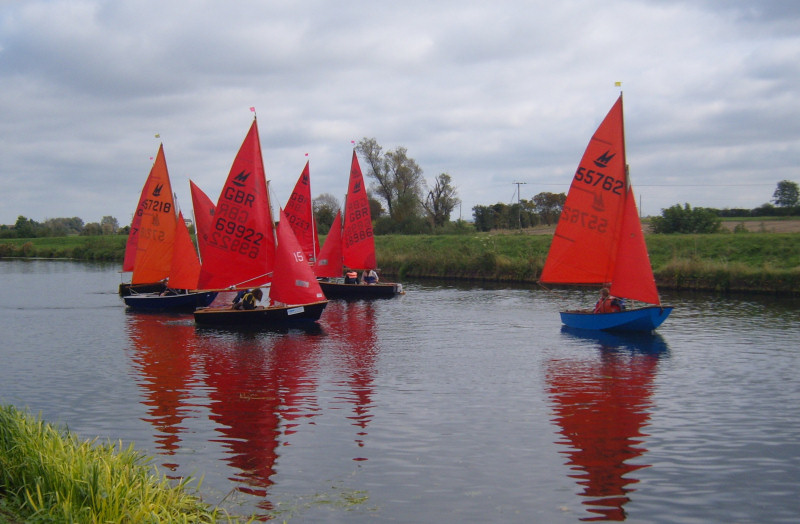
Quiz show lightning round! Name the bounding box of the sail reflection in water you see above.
[324,301,378,456]
[123,298,379,513]
[125,314,203,472]
[195,325,323,511]
[547,329,669,521]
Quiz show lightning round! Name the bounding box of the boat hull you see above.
[123,291,218,312]
[193,300,328,326]
[118,282,167,297]
[560,306,673,333]
[318,281,403,300]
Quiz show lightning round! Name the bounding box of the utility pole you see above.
[513,181,527,229]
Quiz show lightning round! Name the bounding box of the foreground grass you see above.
[1,231,799,294]
[0,405,239,523]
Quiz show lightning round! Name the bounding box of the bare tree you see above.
[356,138,424,222]
[423,173,460,227]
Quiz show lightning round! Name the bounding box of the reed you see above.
[0,405,240,523]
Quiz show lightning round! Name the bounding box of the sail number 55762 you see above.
[559,205,608,233]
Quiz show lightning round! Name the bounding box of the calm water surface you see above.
[0,260,798,523]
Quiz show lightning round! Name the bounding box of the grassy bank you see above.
[1,231,798,294]
[0,405,240,523]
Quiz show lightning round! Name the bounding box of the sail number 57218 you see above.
[559,205,608,233]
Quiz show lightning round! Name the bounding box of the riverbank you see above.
[1,230,798,295]
[0,405,242,523]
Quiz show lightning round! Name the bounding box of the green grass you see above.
[3,231,799,294]
[0,405,241,523]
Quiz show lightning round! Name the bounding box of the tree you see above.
[531,192,567,226]
[100,216,119,235]
[422,173,460,227]
[356,138,424,223]
[650,203,721,234]
[82,222,103,236]
[313,193,340,235]
[772,180,799,208]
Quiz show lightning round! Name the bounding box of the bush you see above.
[650,203,721,234]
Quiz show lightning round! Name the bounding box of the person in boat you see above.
[344,271,360,284]
[232,289,248,306]
[233,288,263,310]
[362,269,379,285]
[594,287,624,314]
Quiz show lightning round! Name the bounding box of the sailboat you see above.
[119,145,170,297]
[315,150,404,299]
[193,118,328,326]
[123,209,218,311]
[283,160,320,265]
[122,145,216,311]
[539,95,672,332]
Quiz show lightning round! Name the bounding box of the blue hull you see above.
[123,291,218,312]
[194,300,328,326]
[318,281,404,300]
[560,306,673,333]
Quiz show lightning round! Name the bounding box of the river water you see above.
[0,259,798,523]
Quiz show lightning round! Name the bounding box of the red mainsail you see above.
[283,161,319,264]
[123,151,160,272]
[540,96,660,305]
[342,151,376,270]
[269,210,326,306]
[167,211,202,290]
[189,180,215,265]
[131,144,177,285]
[315,210,343,278]
[197,119,276,289]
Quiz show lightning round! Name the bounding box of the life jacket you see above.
[241,292,257,310]
[594,297,622,314]
[345,271,359,284]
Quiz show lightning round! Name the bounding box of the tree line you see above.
[0,215,123,239]
[3,146,797,238]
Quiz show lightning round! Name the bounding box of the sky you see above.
[1,0,799,226]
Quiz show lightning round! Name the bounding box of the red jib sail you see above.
[123,151,160,272]
[342,151,376,270]
[197,119,276,289]
[269,209,326,306]
[540,95,660,305]
[131,144,177,285]
[283,161,319,264]
[189,180,215,264]
[315,209,343,278]
[167,211,202,290]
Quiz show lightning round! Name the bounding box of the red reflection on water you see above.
[125,314,200,471]
[195,327,323,510]
[324,301,379,457]
[547,332,666,521]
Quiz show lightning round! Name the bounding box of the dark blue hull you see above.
[118,282,167,297]
[123,291,218,312]
[318,281,403,300]
[560,306,673,333]
[194,300,328,326]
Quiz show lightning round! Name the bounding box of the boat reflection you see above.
[194,327,323,511]
[125,313,202,473]
[323,300,379,458]
[547,329,669,521]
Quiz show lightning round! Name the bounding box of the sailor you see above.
[594,287,622,314]
[344,271,359,284]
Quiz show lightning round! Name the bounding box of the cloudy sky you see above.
[1,0,799,226]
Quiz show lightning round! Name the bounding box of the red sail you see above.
[197,119,276,289]
[540,96,627,286]
[610,183,661,305]
[269,210,326,306]
[315,210,343,278]
[123,153,159,271]
[167,211,202,290]
[189,180,215,265]
[540,95,660,305]
[342,151,376,270]
[283,161,319,264]
[131,144,177,285]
